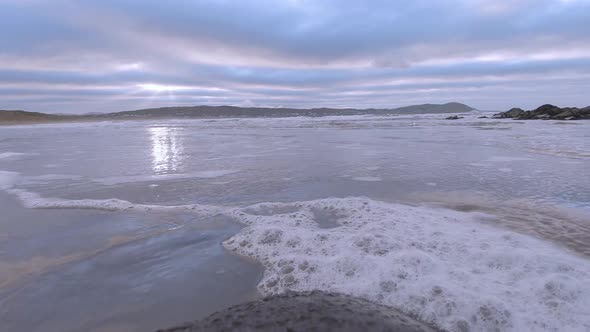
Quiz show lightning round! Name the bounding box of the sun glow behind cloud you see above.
[137,84,192,93]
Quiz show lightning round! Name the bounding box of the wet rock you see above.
[477,116,489,118]
[445,115,463,120]
[554,109,575,119]
[534,104,562,116]
[493,104,590,120]
[553,107,590,120]
[493,108,525,119]
[158,291,444,332]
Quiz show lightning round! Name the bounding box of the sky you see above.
[1,0,589,114]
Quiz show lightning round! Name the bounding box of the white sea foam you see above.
[96,169,241,185]
[22,174,83,184]
[7,188,225,216]
[223,197,590,332]
[352,176,382,182]
[0,152,26,160]
[487,156,534,162]
[210,181,231,185]
[560,161,584,165]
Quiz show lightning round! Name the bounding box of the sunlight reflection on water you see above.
[149,126,184,173]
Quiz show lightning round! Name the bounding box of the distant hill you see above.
[0,110,79,123]
[391,102,474,114]
[1,102,475,124]
[100,102,474,119]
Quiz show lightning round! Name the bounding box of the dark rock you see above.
[477,116,489,118]
[493,105,590,120]
[493,108,525,119]
[157,291,444,332]
[554,109,576,119]
[554,107,590,120]
[532,104,562,116]
[445,115,463,120]
[508,108,527,118]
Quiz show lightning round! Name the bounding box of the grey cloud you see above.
[68,0,590,64]
[2,56,588,87]
[0,0,589,113]
[4,0,590,64]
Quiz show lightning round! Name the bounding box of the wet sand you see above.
[0,193,262,332]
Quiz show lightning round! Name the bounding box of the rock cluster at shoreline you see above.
[157,291,444,332]
[493,104,590,120]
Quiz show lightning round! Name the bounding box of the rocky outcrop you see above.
[494,108,526,119]
[553,106,590,119]
[445,115,463,120]
[493,104,590,120]
[157,291,444,332]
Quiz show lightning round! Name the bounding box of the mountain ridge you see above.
[0,102,475,124]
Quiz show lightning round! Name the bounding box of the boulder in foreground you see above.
[157,291,444,332]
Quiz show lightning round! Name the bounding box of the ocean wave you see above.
[2,177,590,332]
[1,171,84,187]
[94,170,241,185]
[0,152,27,160]
[0,170,20,189]
[223,197,590,332]
[6,188,225,216]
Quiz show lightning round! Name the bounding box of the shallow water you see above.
[0,113,589,331]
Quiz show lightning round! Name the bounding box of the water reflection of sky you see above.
[149,126,184,173]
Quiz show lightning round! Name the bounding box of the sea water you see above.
[0,114,589,331]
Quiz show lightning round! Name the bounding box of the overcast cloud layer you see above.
[1,0,589,113]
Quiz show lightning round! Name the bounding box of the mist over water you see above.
[1,114,589,331]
